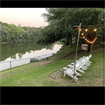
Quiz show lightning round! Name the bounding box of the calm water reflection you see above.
[0,41,62,71]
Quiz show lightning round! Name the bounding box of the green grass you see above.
[0,43,104,86]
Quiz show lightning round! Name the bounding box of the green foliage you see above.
[38,8,104,45]
[0,21,42,43]
[0,44,103,86]
[0,41,53,61]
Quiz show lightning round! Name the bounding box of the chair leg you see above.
[63,72,66,77]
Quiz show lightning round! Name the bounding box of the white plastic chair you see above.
[85,56,92,66]
[63,67,81,77]
[63,54,92,81]
[68,61,85,73]
[79,57,88,70]
[63,69,78,81]
[80,55,92,68]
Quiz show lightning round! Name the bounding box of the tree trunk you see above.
[69,34,72,48]
[67,34,69,45]
[87,43,93,52]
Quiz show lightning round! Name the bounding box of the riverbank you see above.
[0,40,34,45]
[0,43,104,86]
[0,41,63,71]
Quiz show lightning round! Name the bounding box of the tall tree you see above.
[40,8,104,52]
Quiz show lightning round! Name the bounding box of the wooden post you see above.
[73,23,81,82]
[10,61,12,75]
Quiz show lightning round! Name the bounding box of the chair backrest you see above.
[90,54,92,57]
[89,54,92,59]
[76,61,82,68]
[65,54,92,72]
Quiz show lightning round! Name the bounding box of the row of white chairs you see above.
[63,54,92,81]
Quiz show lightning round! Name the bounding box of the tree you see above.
[40,8,104,52]
[42,8,74,46]
[0,21,41,43]
[79,26,98,52]
[8,24,17,42]
[16,25,25,42]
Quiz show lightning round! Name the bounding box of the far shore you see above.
[0,40,34,45]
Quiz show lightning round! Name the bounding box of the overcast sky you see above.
[0,8,48,27]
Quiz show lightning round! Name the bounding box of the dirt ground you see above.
[38,60,55,66]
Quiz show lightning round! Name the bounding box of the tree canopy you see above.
[37,8,104,46]
[0,21,42,43]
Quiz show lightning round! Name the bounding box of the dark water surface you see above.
[0,41,62,71]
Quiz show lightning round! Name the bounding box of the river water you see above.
[0,41,63,71]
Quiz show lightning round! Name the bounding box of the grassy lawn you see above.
[0,43,104,86]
